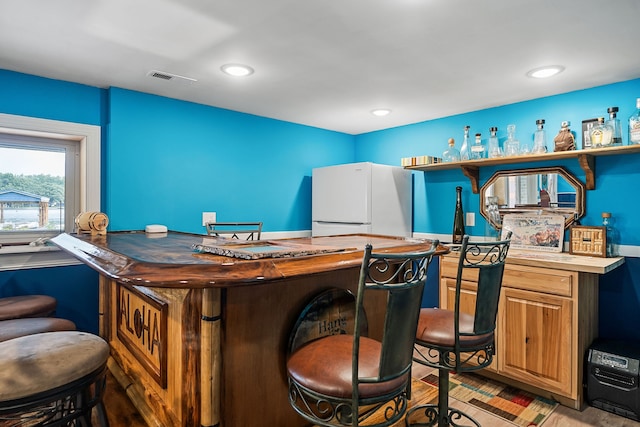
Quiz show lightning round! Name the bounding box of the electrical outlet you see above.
[466,212,475,227]
[202,212,216,227]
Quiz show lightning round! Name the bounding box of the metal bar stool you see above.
[287,242,439,426]
[406,233,511,427]
[0,331,110,426]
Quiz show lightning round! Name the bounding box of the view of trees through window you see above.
[0,146,65,233]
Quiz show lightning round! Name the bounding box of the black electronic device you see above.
[586,338,640,421]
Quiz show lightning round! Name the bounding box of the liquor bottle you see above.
[470,133,485,159]
[452,186,465,244]
[459,126,471,161]
[442,137,461,162]
[601,212,618,257]
[532,119,547,154]
[606,107,622,146]
[629,98,640,144]
[487,126,502,158]
[504,124,520,156]
[590,117,613,147]
[583,122,594,149]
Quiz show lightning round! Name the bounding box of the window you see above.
[0,114,100,270]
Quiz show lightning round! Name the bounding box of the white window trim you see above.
[0,114,101,271]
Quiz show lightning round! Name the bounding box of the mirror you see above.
[480,166,585,230]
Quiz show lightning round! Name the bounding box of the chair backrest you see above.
[454,233,512,338]
[205,222,262,240]
[354,242,439,385]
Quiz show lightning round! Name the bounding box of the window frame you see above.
[0,113,101,270]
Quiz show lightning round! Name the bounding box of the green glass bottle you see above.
[452,186,465,244]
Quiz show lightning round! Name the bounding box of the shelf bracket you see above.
[577,154,595,190]
[461,165,480,194]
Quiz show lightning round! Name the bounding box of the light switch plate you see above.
[202,212,216,226]
[466,212,475,227]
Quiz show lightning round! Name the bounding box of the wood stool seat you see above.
[0,331,110,426]
[0,317,76,342]
[0,295,57,320]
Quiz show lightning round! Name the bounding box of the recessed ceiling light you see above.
[221,64,254,77]
[526,65,565,79]
[371,109,391,117]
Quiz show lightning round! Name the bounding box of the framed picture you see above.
[581,118,599,149]
[569,225,607,257]
[501,214,565,252]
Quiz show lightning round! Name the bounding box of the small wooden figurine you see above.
[554,121,576,151]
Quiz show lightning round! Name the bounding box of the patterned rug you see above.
[420,372,559,427]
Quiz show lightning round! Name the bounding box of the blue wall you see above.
[104,88,353,232]
[1,69,639,341]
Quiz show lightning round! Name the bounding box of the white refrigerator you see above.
[312,162,412,237]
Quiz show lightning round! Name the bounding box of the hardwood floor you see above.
[100,362,640,426]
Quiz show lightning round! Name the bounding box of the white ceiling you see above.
[2,0,640,135]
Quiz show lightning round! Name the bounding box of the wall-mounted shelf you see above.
[405,144,640,193]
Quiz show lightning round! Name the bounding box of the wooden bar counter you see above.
[51,231,445,427]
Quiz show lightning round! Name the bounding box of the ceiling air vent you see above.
[147,70,197,83]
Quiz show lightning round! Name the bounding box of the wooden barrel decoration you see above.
[75,212,109,236]
[287,288,368,356]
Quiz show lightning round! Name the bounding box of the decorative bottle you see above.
[532,119,547,154]
[629,98,640,145]
[470,133,485,159]
[504,124,520,156]
[452,186,465,244]
[590,117,613,147]
[442,138,461,162]
[601,212,618,257]
[487,126,502,158]
[459,126,471,161]
[606,107,622,146]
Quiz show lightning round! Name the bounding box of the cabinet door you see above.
[498,287,572,396]
[441,277,498,371]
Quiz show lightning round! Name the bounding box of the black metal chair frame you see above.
[406,233,511,427]
[205,221,263,240]
[0,364,109,426]
[287,241,439,427]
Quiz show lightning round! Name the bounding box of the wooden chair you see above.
[205,222,262,240]
[0,331,110,426]
[287,241,439,426]
[406,233,511,427]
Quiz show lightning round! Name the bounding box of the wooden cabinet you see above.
[439,251,624,409]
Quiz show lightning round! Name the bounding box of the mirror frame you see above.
[480,166,585,230]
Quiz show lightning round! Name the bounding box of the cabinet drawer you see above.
[503,264,574,297]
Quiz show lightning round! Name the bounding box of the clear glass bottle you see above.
[629,98,640,145]
[442,137,460,162]
[452,186,465,244]
[504,124,520,156]
[583,122,594,149]
[606,107,622,146]
[470,133,485,159]
[487,126,502,158]
[590,117,613,147]
[601,212,618,257]
[532,119,547,154]
[459,125,471,161]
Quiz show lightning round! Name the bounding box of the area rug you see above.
[420,372,559,427]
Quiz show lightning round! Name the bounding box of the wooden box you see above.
[570,225,606,257]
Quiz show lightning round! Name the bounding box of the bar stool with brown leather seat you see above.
[0,331,110,426]
[406,233,511,427]
[0,295,58,320]
[0,294,77,342]
[287,241,439,427]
